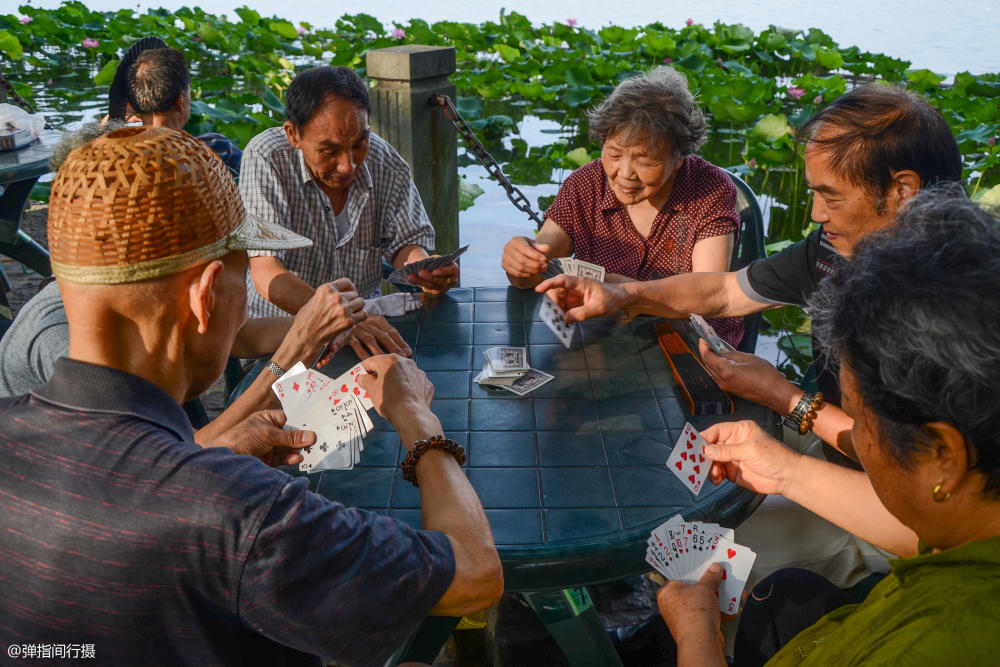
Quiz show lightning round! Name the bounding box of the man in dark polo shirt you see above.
[0,126,502,666]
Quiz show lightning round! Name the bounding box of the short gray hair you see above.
[587,66,707,158]
[50,120,126,171]
[811,187,1000,499]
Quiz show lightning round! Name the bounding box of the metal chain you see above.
[433,94,545,229]
[0,70,37,114]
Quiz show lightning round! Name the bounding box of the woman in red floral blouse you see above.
[502,66,743,346]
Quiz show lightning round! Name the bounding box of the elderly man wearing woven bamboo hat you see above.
[0,126,502,664]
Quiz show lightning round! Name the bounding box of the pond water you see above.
[29,0,999,76]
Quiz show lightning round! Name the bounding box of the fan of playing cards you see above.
[386,245,469,285]
[646,514,757,615]
[474,346,555,396]
[271,361,375,473]
[540,256,606,282]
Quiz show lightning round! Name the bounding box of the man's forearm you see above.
[230,318,293,358]
[392,243,430,269]
[620,271,764,319]
[193,368,280,444]
[783,455,918,557]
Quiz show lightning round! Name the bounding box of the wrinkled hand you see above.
[701,420,801,496]
[214,409,316,467]
[502,236,549,278]
[347,315,412,359]
[283,278,367,367]
[357,354,434,422]
[658,563,726,651]
[535,275,628,323]
[698,340,800,413]
[405,256,459,294]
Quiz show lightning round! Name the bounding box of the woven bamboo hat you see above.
[48,126,311,284]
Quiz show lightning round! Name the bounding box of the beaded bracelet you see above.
[401,435,467,487]
[782,391,825,434]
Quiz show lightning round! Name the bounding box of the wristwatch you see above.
[265,360,286,379]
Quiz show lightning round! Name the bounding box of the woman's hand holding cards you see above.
[701,420,802,496]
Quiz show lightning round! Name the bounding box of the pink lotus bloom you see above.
[567,18,578,27]
[748,158,757,168]
[989,137,996,147]
[297,26,307,36]
[685,18,693,26]
[19,16,32,24]
[81,38,99,49]
[47,79,54,86]
[813,94,823,105]
[391,28,406,39]
[787,86,806,100]
[664,57,673,64]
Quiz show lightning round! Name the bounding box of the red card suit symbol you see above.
[675,462,684,471]
[353,387,360,395]
[688,475,696,484]
[699,455,705,462]
[681,452,688,461]
[727,549,736,559]
[687,441,693,449]
[293,382,300,391]
[693,465,700,474]
[341,384,349,393]
[721,570,727,580]
[333,399,341,405]
[690,432,696,441]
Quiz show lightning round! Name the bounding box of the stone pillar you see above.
[366,46,459,254]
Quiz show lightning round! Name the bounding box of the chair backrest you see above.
[726,171,766,354]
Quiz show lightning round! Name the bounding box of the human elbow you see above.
[452,550,504,616]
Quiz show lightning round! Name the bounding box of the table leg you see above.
[0,229,51,277]
[522,588,623,667]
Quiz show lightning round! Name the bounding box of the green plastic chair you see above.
[726,171,766,354]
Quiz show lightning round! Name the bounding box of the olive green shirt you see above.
[768,536,1000,665]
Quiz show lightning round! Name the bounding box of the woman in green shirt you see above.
[657,191,1000,665]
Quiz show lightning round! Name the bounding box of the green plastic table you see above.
[314,287,778,665]
[0,130,57,288]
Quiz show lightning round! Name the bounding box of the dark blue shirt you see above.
[0,358,454,666]
[199,132,243,175]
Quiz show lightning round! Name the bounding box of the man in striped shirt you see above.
[242,66,459,359]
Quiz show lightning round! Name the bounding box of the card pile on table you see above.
[270,361,375,473]
[386,245,469,285]
[540,256,606,281]
[474,346,555,396]
[646,514,758,614]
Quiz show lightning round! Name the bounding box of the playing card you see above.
[540,257,565,279]
[666,423,710,495]
[330,363,374,411]
[501,369,555,396]
[538,295,577,349]
[557,257,578,277]
[475,366,521,386]
[689,313,737,355]
[484,346,529,373]
[386,245,468,284]
[712,537,757,615]
[573,259,606,282]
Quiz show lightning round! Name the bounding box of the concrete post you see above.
[366,45,459,255]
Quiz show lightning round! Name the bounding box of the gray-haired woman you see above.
[501,66,742,345]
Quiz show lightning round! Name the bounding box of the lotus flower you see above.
[685,18,693,26]
[813,94,823,105]
[567,18,578,27]
[664,57,673,64]
[391,28,406,39]
[297,26,307,36]
[19,16,32,24]
[747,158,757,168]
[787,86,806,100]
[82,38,99,49]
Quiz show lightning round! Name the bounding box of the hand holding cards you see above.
[646,514,757,614]
[538,295,578,348]
[540,256,606,282]
[271,361,375,472]
[690,313,736,355]
[386,245,469,285]
[667,423,711,494]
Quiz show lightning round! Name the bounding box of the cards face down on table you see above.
[689,313,737,355]
[386,245,469,285]
[646,514,757,615]
[540,256,606,282]
[667,422,711,495]
[474,346,555,396]
[271,361,375,473]
[538,295,578,349]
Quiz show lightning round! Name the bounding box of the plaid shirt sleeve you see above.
[240,135,294,262]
